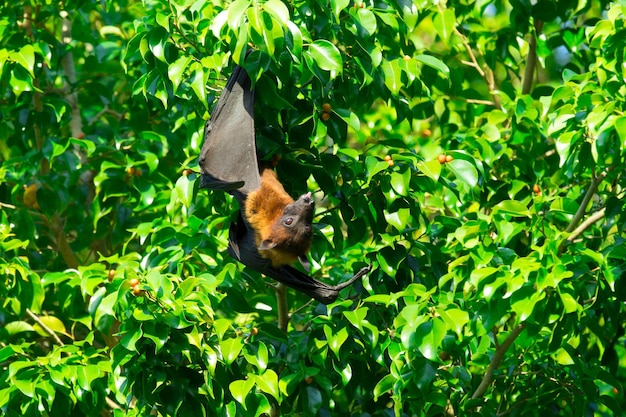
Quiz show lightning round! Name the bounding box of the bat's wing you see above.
[199,64,261,197]
[228,214,371,304]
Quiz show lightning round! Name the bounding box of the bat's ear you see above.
[258,239,278,251]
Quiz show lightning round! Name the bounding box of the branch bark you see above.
[454,27,502,111]
[50,213,79,269]
[275,283,289,332]
[565,170,609,234]
[522,20,543,95]
[471,323,526,401]
[26,308,65,347]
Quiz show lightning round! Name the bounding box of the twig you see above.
[566,207,606,243]
[106,397,123,411]
[471,323,526,400]
[275,283,289,332]
[49,213,79,269]
[557,168,611,254]
[453,27,502,110]
[465,98,497,106]
[522,20,543,95]
[60,10,84,142]
[564,170,609,233]
[167,0,203,53]
[26,308,65,346]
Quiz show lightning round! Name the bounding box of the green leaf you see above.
[307,40,343,74]
[384,208,410,231]
[615,115,626,146]
[373,374,395,401]
[148,27,168,63]
[417,159,442,182]
[32,315,67,337]
[390,169,410,196]
[173,174,195,210]
[251,369,279,400]
[120,327,143,351]
[189,63,208,106]
[352,8,377,35]
[446,159,478,188]
[286,21,303,58]
[243,342,269,372]
[331,0,350,21]
[168,56,192,92]
[264,0,290,25]
[415,54,450,78]
[5,321,35,336]
[381,59,402,94]
[229,378,255,406]
[492,200,531,217]
[414,318,446,361]
[439,308,469,337]
[228,0,251,28]
[365,156,390,180]
[220,337,244,365]
[433,8,456,42]
[13,45,36,77]
[324,325,349,357]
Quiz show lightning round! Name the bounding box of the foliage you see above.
[1,0,625,416]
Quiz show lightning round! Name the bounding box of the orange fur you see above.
[244,168,313,267]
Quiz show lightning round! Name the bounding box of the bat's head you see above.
[259,192,315,256]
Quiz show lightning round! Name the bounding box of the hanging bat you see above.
[198,61,369,304]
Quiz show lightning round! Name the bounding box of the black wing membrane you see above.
[227,214,371,304]
[199,65,261,197]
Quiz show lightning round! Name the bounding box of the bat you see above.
[198,61,370,304]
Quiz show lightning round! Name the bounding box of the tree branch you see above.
[49,213,79,269]
[565,170,609,233]
[454,27,502,111]
[471,323,526,400]
[275,283,289,332]
[566,207,606,243]
[522,20,543,95]
[60,10,84,141]
[26,308,65,347]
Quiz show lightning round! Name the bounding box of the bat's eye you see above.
[305,225,312,234]
[284,217,293,226]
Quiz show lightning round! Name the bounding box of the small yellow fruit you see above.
[533,184,541,195]
[322,103,332,112]
[445,155,453,163]
[132,284,143,296]
[129,278,139,287]
[321,112,331,121]
[438,154,447,164]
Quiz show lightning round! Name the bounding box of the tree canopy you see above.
[1,0,625,416]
